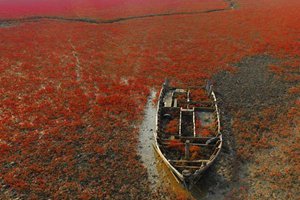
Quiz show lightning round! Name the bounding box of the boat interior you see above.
[157,88,221,170]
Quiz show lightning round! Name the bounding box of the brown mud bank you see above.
[213,55,298,199]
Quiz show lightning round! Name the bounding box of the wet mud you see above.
[211,55,293,199]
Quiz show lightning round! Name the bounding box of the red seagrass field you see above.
[0,0,299,199]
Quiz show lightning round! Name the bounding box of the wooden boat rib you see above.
[153,80,222,189]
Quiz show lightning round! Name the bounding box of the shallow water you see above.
[137,90,159,187]
[197,111,215,127]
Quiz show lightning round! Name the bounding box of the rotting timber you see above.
[153,80,222,189]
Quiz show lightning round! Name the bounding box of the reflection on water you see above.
[196,111,215,127]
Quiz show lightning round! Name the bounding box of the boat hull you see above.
[154,81,222,189]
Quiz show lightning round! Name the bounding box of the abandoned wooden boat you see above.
[153,80,222,189]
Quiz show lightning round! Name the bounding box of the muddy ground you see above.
[192,55,290,199]
[206,55,296,200]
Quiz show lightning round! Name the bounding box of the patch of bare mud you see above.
[213,55,296,199]
[214,55,290,111]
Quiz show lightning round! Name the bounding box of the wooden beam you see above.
[173,165,203,169]
[169,160,209,163]
[185,140,190,159]
[194,107,215,111]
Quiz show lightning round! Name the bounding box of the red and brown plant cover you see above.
[190,145,201,160]
[167,139,184,152]
[165,119,179,134]
[0,0,300,199]
[190,89,209,102]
